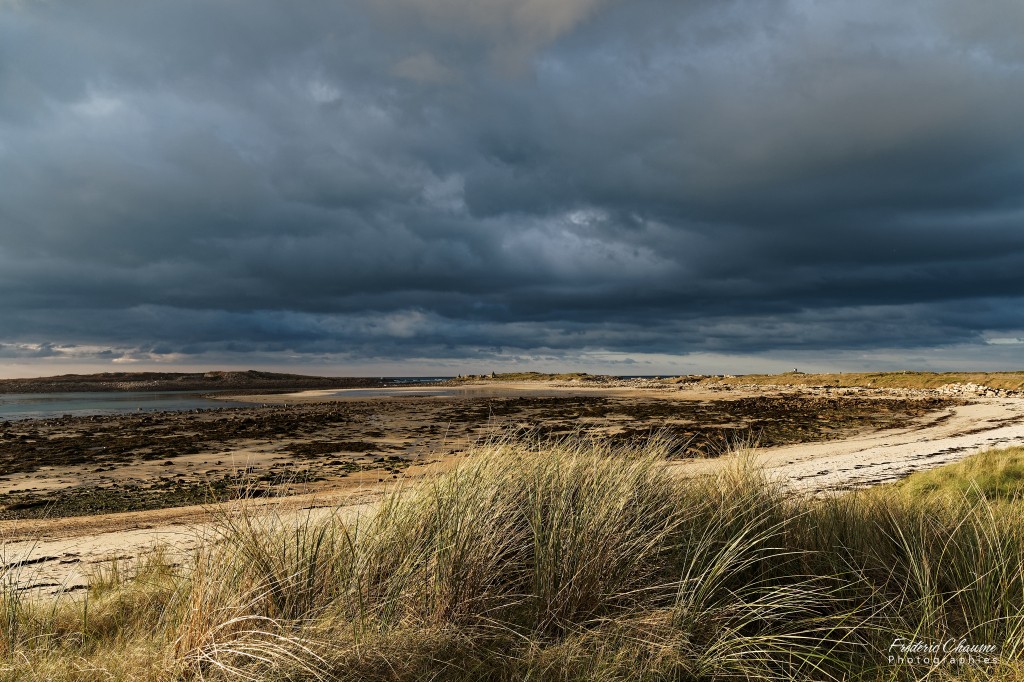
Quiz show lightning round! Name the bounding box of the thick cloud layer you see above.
[1,0,1023,374]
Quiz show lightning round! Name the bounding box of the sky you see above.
[1,0,1023,378]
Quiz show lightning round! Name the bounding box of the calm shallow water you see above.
[0,391,256,421]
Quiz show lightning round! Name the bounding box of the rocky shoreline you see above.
[0,388,952,520]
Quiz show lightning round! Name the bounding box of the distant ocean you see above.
[0,391,256,422]
[0,377,454,421]
[0,376,669,421]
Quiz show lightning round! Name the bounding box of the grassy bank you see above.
[450,369,1024,390]
[711,371,1024,390]
[3,438,1024,680]
[886,446,1024,504]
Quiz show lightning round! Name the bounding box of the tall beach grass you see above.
[3,437,1024,680]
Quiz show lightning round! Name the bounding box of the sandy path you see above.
[6,396,1024,596]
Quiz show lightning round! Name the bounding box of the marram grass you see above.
[3,436,1024,680]
[885,445,1024,504]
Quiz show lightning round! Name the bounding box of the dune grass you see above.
[3,437,1024,680]
[457,369,1024,390]
[884,446,1024,505]
[712,371,1024,390]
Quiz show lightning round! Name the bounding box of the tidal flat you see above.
[0,386,950,519]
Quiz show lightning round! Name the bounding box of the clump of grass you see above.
[1,542,179,680]
[167,438,855,680]
[4,437,1024,680]
[884,446,1024,504]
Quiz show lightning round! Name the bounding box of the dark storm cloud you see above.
[2,0,1023,369]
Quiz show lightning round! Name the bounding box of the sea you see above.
[0,391,258,422]
[0,377,455,421]
[0,376,671,421]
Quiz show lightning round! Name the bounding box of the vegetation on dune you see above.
[452,368,1024,390]
[712,371,1024,390]
[3,438,1024,680]
[885,446,1024,504]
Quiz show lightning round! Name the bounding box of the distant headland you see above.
[0,370,389,394]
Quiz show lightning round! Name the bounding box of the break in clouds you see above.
[1,0,1024,373]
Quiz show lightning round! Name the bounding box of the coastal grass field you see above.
[3,437,1023,681]
[455,369,1024,391]
[695,371,1024,391]
[887,445,1024,504]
